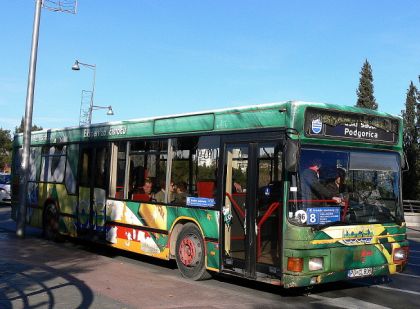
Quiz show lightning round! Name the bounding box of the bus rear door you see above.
[78,144,109,236]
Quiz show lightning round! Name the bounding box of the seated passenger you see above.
[233,181,243,193]
[173,181,188,205]
[154,181,175,203]
[132,178,153,201]
[326,168,347,197]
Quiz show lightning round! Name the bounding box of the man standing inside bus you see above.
[301,159,342,207]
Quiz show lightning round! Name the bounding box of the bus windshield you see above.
[288,148,403,227]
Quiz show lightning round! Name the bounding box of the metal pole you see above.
[88,65,96,125]
[16,0,43,238]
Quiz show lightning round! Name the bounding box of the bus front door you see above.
[222,140,282,280]
[78,145,108,236]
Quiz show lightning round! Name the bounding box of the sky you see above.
[1,0,420,133]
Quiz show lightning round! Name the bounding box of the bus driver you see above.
[301,159,342,206]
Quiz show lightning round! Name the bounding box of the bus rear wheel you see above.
[175,223,211,280]
[43,204,60,241]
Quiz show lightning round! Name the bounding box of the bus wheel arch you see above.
[42,200,60,241]
[173,221,211,280]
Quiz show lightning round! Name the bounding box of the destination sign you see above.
[305,108,398,144]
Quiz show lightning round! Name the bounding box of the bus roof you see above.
[13,100,402,149]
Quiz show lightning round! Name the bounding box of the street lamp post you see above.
[16,0,43,238]
[72,60,96,125]
[72,60,114,125]
[92,105,114,116]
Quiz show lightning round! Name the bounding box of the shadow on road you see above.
[0,256,94,309]
[0,207,98,308]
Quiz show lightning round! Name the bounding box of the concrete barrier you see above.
[404,213,420,228]
[403,200,420,228]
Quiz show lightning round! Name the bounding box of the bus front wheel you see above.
[43,204,60,241]
[175,223,211,280]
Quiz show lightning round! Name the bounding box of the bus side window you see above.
[170,136,219,205]
[109,141,127,199]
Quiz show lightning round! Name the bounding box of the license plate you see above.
[347,267,373,278]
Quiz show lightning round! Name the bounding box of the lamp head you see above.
[71,60,80,71]
[107,106,114,116]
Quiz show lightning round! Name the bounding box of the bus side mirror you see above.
[284,139,300,173]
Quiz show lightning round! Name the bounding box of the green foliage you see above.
[356,60,378,110]
[0,128,12,171]
[15,117,43,133]
[402,82,420,200]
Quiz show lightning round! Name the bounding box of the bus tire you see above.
[175,222,211,280]
[43,204,60,242]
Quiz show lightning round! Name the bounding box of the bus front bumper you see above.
[282,263,405,288]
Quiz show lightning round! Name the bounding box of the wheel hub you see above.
[179,234,201,266]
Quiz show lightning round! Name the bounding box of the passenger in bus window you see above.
[301,159,342,206]
[154,180,175,203]
[233,181,243,193]
[173,181,188,204]
[326,168,347,197]
[131,178,153,202]
[139,178,153,195]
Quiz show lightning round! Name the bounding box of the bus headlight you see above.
[393,247,409,264]
[309,257,324,271]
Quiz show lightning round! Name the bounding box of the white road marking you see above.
[309,294,390,309]
[371,285,420,296]
[395,272,420,279]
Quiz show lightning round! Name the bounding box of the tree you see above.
[356,60,378,110]
[0,128,12,171]
[15,117,43,133]
[402,81,419,200]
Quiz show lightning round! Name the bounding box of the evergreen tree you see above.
[402,81,419,200]
[15,117,43,133]
[356,60,378,110]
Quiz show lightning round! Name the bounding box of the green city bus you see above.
[11,101,409,288]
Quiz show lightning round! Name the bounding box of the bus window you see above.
[109,142,127,199]
[29,147,41,182]
[128,140,168,201]
[194,136,219,199]
[65,144,78,194]
[40,145,66,183]
[94,147,108,190]
[170,136,219,205]
[256,144,282,265]
[79,148,91,188]
[224,144,248,260]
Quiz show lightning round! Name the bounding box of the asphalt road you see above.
[0,205,419,309]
